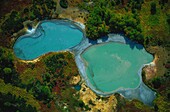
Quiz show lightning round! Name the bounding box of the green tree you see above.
[3,68,12,83]
[0,92,37,112]
[41,86,51,99]
[3,68,12,74]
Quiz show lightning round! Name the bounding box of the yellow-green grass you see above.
[0,79,40,110]
[139,0,170,78]
[140,0,169,42]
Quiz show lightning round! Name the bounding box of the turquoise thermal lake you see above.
[13,21,83,60]
[81,42,153,92]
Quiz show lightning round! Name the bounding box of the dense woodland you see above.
[0,0,169,111]
[79,0,170,46]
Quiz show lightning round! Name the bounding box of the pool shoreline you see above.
[72,34,156,106]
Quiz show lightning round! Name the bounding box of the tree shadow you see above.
[101,36,108,42]
[124,37,143,50]
[88,38,98,45]
[88,36,109,45]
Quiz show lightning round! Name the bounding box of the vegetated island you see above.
[0,0,169,111]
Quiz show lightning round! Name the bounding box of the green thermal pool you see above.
[13,21,83,60]
[81,42,153,92]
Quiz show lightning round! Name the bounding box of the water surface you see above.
[82,42,153,92]
[14,21,83,60]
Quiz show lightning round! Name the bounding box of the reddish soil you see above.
[14,61,28,73]
[53,85,61,94]
[39,101,58,112]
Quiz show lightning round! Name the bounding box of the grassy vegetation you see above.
[139,0,170,46]
[0,47,21,86]
[0,79,40,111]
[139,2,170,111]
[14,52,89,111]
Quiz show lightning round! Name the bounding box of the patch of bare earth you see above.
[79,83,117,112]
[144,46,169,80]
[58,7,88,24]
[69,75,81,85]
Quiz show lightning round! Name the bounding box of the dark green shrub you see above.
[60,0,68,9]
